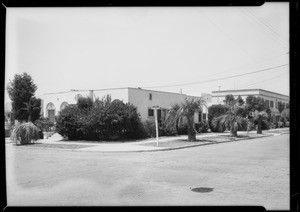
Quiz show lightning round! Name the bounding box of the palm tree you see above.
[251,110,268,134]
[165,97,206,141]
[211,103,247,137]
[21,97,40,122]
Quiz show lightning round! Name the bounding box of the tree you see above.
[22,97,41,122]
[7,73,37,122]
[225,94,236,106]
[236,95,244,106]
[165,98,206,141]
[277,101,285,114]
[211,103,248,137]
[251,110,268,134]
[208,104,229,132]
[245,95,265,112]
[77,96,93,110]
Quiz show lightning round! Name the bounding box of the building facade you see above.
[42,87,210,123]
[211,89,289,122]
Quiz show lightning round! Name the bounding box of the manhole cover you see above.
[191,187,214,193]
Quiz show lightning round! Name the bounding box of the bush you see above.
[246,120,256,131]
[143,120,156,138]
[261,120,270,130]
[77,97,93,110]
[56,105,85,140]
[11,122,40,145]
[195,121,209,133]
[269,122,276,129]
[143,119,176,138]
[208,105,229,132]
[34,117,54,132]
[56,99,147,141]
[278,121,284,128]
[285,121,289,127]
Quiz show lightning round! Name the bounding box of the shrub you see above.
[55,105,85,140]
[208,105,229,132]
[160,121,177,136]
[261,120,270,130]
[177,122,189,135]
[11,122,40,145]
[77,96,93,110]
[246,119,256,131]
[34,117,54,132]
[269,122,276,129]
[56,99,147,141]
[143,120,156,138]
[143,119,175,138]
[285,121,290,127]
[195,121,209,133]
[278,121,284,128]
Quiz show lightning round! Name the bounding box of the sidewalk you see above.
[11,127,289,153]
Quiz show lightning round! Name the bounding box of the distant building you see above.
[211,88,289,122]
[42,87,211,123]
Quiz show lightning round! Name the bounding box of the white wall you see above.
[128,88,204,122]
[42,89,129,118]
[211,89,290,117]
[42,87,208,123]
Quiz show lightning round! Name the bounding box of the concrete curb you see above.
[84,134,274,153]
[7,131,287,153]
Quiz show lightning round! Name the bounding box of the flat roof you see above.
[212,88,289,98]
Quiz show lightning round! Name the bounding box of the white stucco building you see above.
[42,87,211,123]
[211,88,290,122]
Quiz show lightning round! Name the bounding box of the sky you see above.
[5,3,289,102]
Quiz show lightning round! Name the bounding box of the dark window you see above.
[148,108,154,117]
[149,93,152,100]
[265,100,269,107]
[157,109,161,120]
[198,111,202,122]
[270,101,274,108]
[203,113,207,120]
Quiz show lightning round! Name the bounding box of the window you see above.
[198,111,202,122]
[270,101,274,108]
[203,113,207,120]
[149,93,152,100]
[148,108,154,117]
[265,100,269,107]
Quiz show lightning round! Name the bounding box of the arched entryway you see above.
[46,102,56,122]
[60,101,69,111]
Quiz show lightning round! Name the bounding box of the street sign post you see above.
[152,106,160,147]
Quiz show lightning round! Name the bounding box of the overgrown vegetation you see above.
[56,96,147,141]
[165,98,207,141]
[35,117,55,132]
[11,122,40,145]
[211,103,248,137]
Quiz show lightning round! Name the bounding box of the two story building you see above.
[211,88,289,122]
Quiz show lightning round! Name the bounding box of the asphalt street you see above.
[5,134,289,209]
